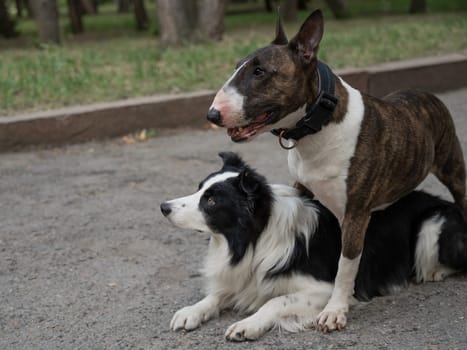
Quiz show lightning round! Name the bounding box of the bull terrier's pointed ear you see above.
[288,9,324,63]
[271,8,288,45]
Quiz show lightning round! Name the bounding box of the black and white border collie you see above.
[160,152,467,341]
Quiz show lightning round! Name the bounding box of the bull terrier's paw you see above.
[225,318,270,342]
[317,306,347,333]
[170,305,208,331]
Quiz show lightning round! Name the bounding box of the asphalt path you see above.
[1,88,467,349]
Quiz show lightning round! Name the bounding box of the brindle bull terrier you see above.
[205,9,467,332]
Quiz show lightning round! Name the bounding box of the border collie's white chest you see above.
[287,80,365,222]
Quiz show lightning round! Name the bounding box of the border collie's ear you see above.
[271,8,288,45]
[238,169,259,195]
[288,9,324,64]
[218,152,245,170]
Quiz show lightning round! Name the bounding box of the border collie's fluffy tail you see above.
[415,200,467,283]
[438,207,467,270]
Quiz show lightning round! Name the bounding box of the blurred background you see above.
[1,0,466,117]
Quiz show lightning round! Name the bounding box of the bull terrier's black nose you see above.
[160,202,172,217]
[207,108,222,126]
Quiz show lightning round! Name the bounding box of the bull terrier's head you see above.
[207,9,324,142]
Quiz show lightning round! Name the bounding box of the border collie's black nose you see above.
[160,202,172,217]
[207,108,222,125]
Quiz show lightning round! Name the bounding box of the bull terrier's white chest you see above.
[287,79,365,222]
[288,140,349,222]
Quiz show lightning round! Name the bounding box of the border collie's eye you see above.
[207,198,216,206]
[253,67,265,77]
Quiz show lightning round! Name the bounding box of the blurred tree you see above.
[67,0,83,33]
[0,0,19,37]
[81,0,97,14]
[298,0,308,10]
[30,0,60,43]
[134,0,148,30]
[325,0,349,18]
[409,0,426,13]
[21,0,32,18]
[117,0,130,13]
[156,0,196,44]
[198,0,226,40]
[15,0,22,17]
[283,0,297,21]
[156,0,226,45]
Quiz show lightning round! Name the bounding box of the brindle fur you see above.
[208,9,467,331]
[331,77,348,124]
[343,89,467,258]
[293,181,315,198]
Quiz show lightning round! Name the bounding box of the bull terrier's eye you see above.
[207,198,216,206]
[253,67,265,77]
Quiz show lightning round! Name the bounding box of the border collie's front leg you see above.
[317,212,370,332]
[226,286,333,342]
[170,294,221,331]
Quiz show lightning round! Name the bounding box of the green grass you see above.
[1,7,467,116]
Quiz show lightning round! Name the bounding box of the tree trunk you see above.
[0,0,18,38]
[156,0,226,45]
[264,0,272,12]
[156,0,197,45]
[134,0,148,30]
[24,0,33,18]
[81,0,96,14]
[198,0,226,41]
[30,0,60,43]
[15,0,23,17]
[67,0,83,34]
[325,0,349,19]
[298,0,308,10]
[117,0,130,13]
[409,0,426,13]
[282,0,297,22]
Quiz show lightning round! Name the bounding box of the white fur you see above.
[170,294,220,331]
[287,79,365,222]
[169,184,334,339]
[225,289,331,341]
[415,215,457,282]
[265,105,308,133]
[210,87,245,128]
[210,60,250,127]
[163,172,238,232]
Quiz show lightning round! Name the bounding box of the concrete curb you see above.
[2,53,467,151]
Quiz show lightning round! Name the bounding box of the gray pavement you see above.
[1,88,467,350]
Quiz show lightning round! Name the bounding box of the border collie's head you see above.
[161,152,273,263]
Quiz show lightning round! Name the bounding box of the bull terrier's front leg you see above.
[317,212,370,332]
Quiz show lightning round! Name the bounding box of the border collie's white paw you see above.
[429,265,457,282]
[225,318,271,342]
[317,306,347,333]
[170,305,208,331]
